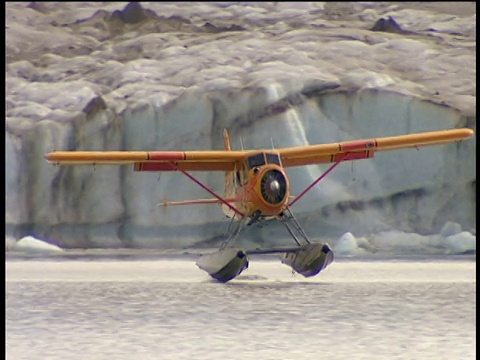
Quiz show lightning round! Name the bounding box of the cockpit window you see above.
[246,153,265,169]
[266,153,281,166]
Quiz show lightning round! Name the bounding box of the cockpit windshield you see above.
[246,152,281,169]
[266,153,281,166]
[246,153,265,169]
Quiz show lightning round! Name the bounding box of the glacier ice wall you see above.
[6,2,476,250]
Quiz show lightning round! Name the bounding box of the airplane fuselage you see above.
[222,151,290,220]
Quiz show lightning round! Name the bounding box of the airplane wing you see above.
[45,149,246,171]
[277,128,474,167]
[45,128,474,171]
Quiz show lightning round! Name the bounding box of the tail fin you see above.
[223,128,235,198]
[223,128,232,151]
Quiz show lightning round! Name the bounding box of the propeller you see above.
[260,169,287,204]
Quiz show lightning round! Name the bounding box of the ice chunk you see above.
[443,232,476,254]
[14,236,63,254]
[440,221,462,237]
[334,232,359,255]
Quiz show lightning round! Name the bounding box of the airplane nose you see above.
[260,169,287,205]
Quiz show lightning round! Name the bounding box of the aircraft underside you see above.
[196,207,334,283]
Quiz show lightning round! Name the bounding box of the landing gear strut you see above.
[220,214,249,250]
[278,206,334,278]
[278,207,311,246]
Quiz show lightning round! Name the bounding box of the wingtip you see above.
[449,128,474,139]
[458,128,475,139]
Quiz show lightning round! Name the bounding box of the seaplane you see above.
[45,127,474,282]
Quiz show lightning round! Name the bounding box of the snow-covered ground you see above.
[6,2,476,252]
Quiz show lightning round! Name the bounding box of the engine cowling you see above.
[260,169,287,205]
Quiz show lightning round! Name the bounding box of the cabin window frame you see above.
[265,152,281,166]
[246,152,266,170]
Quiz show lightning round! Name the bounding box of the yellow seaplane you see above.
[45,127,474,282]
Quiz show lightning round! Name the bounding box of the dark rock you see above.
[114,2,148,24]
[201,22,246,33]
[370,16,406,34]
[82,96,107,117]
[26,2,49,14]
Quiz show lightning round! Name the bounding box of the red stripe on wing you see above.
[332,150,374,162]
[339,140,377,152]
[136,163,177,171]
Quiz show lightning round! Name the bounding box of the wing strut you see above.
[167,162,246,218]
[288,152,349,208]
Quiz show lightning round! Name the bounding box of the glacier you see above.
[5,2,476,253]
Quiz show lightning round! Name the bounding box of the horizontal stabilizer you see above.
[158,196,239,207]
